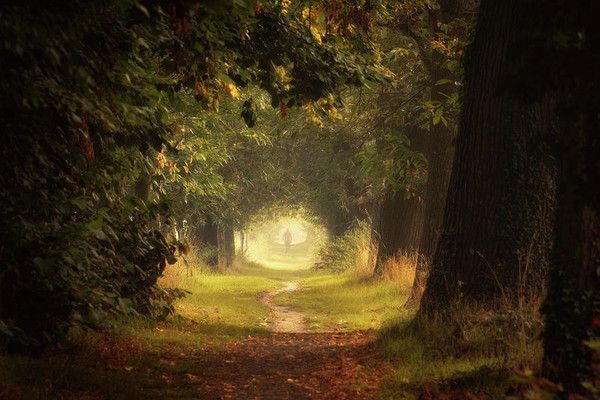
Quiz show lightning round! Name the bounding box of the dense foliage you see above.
[0,0,384,350]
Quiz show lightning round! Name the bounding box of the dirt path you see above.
[260,281,308,333]
[194,331,390,399]
[191,282,393,399]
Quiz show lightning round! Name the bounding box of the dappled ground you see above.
[194,331,391,399]
[192,279,392,399]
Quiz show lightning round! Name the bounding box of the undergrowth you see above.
[378,297,545,399]
[313,221,372,273]
[308,225,546,399]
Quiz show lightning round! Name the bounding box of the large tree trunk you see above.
[419,0,557,314]
[542,1,600,393]
[374,190,423,276]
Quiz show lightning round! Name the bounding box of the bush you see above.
[0,194,181,352]
[0,2,179,352]
[313,221,372,273]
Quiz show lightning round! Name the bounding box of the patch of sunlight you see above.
[238,211,328,271]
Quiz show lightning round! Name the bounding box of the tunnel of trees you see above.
[0,0,598,398]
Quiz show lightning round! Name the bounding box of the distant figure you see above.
[283,229,292,252]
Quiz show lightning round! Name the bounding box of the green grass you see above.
[124,262,310,346]
[0,257,543,400]
[376,307,543,399]
[269,267,518,397]
[275,271,410,331]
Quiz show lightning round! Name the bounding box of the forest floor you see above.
[0,262,532,399]
[0,263,400,400]
[190,279,394,399]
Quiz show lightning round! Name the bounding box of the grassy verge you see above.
[275,271,410,331]
[0,249,545,400]
[127,261,308,346]
[305,223,544,399]
[377,301,543,399]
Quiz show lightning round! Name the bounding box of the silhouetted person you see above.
[283,229,292,253]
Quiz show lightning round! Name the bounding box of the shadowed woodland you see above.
[0,0,598,399]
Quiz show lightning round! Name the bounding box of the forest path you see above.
[260,281,308,333]
[0,269,398,400]
[192,331,390,400]
[191,279,391,399]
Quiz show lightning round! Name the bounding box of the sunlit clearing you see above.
[236,214,327,270]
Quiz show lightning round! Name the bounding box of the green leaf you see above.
[435,78,453,86]
[433,109,443,125]
[70,197,88,210]
[584,339,600,350]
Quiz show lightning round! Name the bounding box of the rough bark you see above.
[419,0,557,313]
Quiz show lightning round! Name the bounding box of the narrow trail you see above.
[193,281,393,400]
[260,281,308,333]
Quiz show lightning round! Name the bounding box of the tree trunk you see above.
[374,190,423,276]
[419,0,557,314]
[238,231,249,256]
[218,224,235,269]
[543,133,600,394]
[191,215,219,268]
[202,216,219,246]
[372,121,428,277]
[405,0,471,306]
[407,85,455,305]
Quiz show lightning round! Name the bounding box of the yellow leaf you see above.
[310,25,322,44]
[224,83,240,99]
[156,152,167,168]
[280,0,291,14]
[301,7,310,20]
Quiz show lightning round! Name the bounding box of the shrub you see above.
[313,221,371,273]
